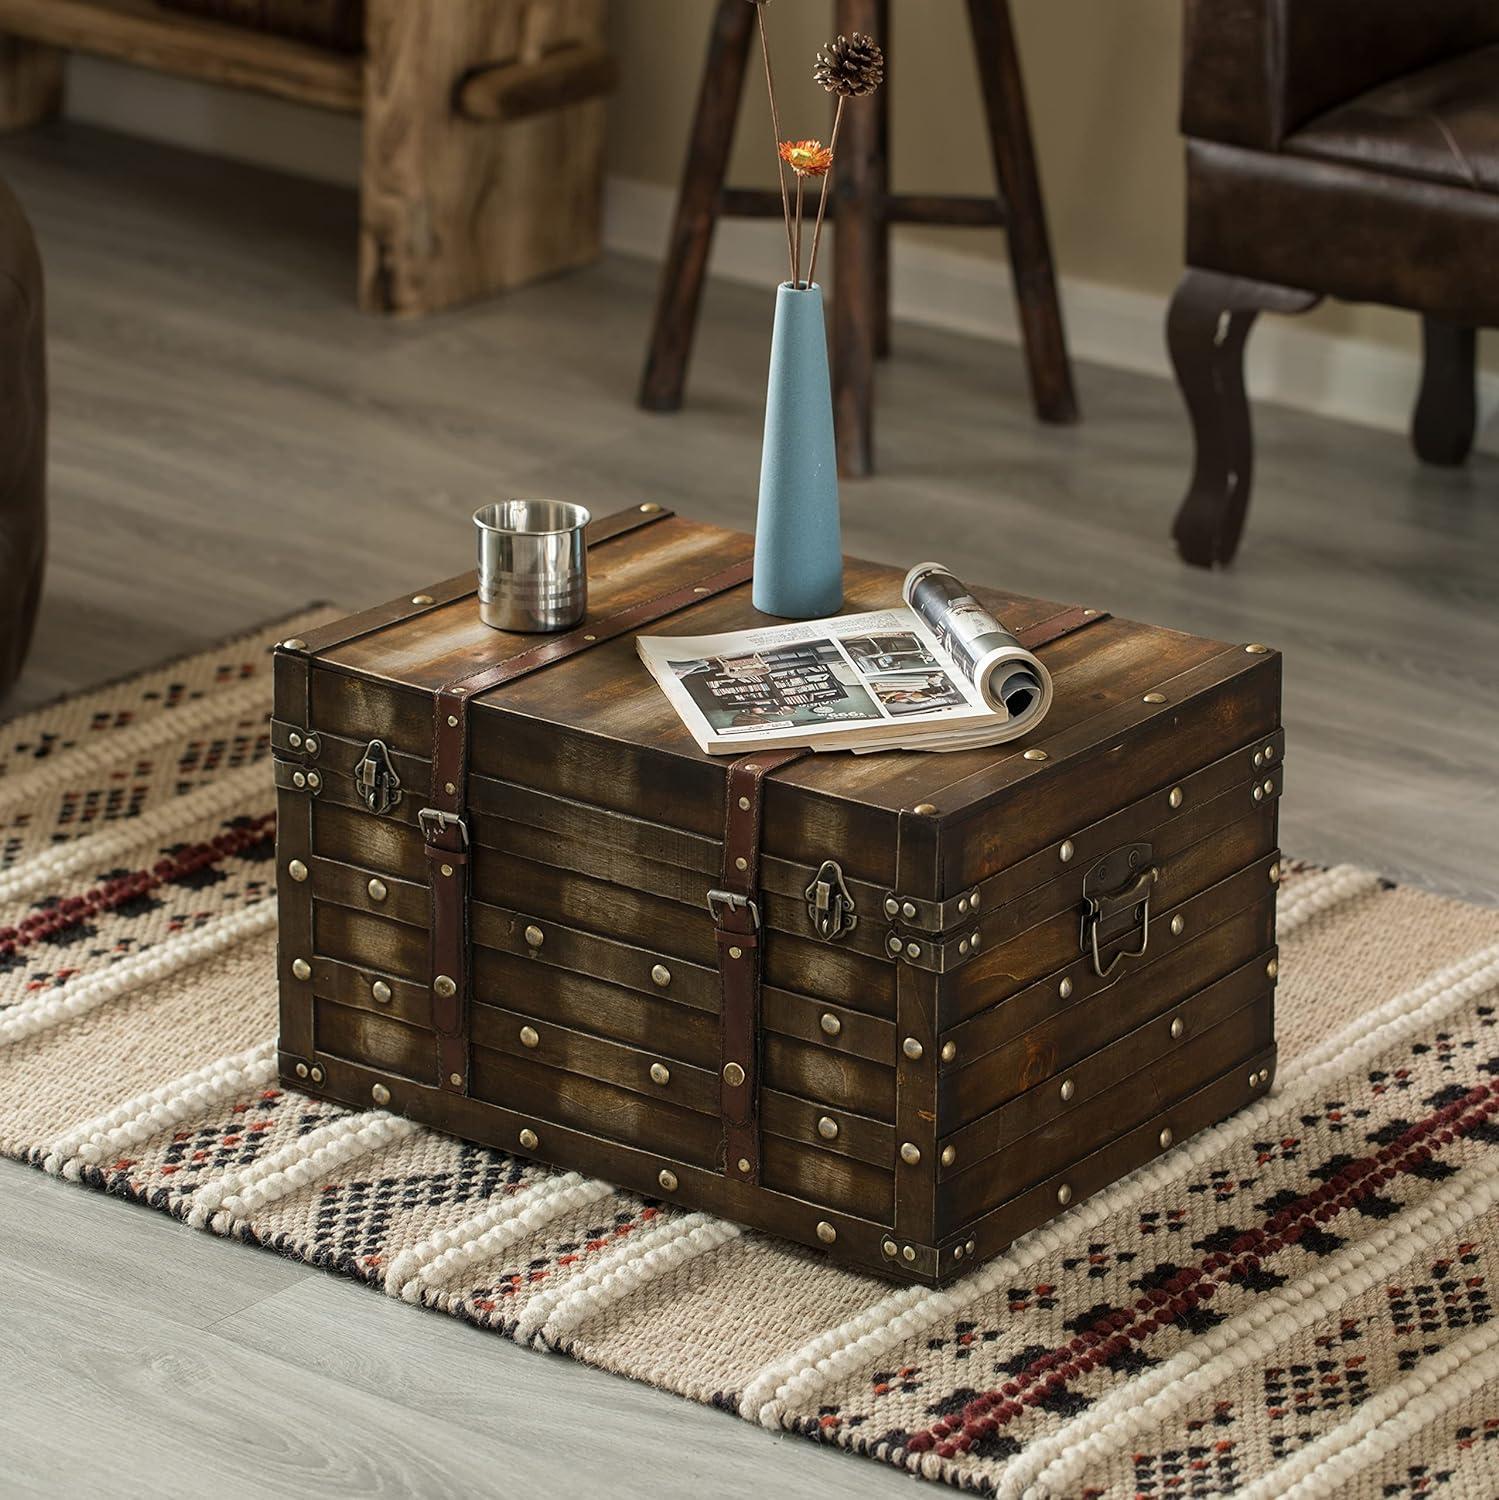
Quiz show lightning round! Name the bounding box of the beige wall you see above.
[606,0,1419,356]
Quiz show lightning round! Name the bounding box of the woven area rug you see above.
[3,616,1498,1499]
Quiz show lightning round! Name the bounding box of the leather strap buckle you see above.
[707,888,760,929]
[418,808,469,847]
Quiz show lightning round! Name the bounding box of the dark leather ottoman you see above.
[0,173,44,700]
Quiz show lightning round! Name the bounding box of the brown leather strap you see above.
[713,746,811,1183]
[296,503,675,659]
[1016,604,1108,652]
[424,549,754,1095]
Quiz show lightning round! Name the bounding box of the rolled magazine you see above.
[903,562,1053,727]
[637,564,1057,756]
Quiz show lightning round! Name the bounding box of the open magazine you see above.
[637,563,1055,755]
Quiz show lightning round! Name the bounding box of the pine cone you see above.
[813,32,884,97]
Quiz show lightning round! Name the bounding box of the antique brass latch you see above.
[805,859,858,943]
[355,739,402,816]
[1079,841,1157,978]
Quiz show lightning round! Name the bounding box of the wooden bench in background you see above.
[0,0,615,316]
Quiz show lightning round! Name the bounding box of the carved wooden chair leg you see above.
[833,0,880,476]
[966,0,1076,424]
[638,0,755,412]
[1168,268,1320,568]
[1412,316,1478,467]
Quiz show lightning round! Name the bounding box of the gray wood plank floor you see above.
[1,123,1496,1499]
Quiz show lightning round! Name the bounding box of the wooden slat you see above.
[0,0,364,111]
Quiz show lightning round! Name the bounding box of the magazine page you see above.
[637,608,994,755]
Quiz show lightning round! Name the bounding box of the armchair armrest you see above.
[1182,0,1499,151]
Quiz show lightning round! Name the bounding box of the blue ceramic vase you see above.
[752,281,844,619]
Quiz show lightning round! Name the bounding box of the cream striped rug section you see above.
[2,618,1497,1499]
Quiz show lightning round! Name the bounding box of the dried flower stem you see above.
[793,177,806,288]
[754,3,798,288]
[805,95,845,290]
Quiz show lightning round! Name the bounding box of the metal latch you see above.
[707,889,760,929]
[805,859,858,942]
[354,739,402,816]
[1079,841,1157,978]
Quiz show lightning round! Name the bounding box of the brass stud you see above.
[1059,840,1075,863]
[371,1083,391,1107]
[723,1062,746,1087]
[969,890,980,909]
[969,932,981,951]
[940,1145,957,1167]
[519,1025,539,1049]
[735,856,748,872]
[1143,692,1168,705]
[1168,786,1183,809]
[1263,778,1274,795]
[1023,748,1048,762]
[303,736,319,756]
[291,958,311,981]
[282,638,307,651]
[1266,958,1279,979]
[913,802,938,815]
[906,942,922,959]
[957,896,969,915]
[372,980,392,1004]
[1264,743,1277,761]
[582,634,597,643]
[449,1072,462,1087]
[434,975,457,999]
[902,1037,924,1060]
[737,1157,752,1174]
[294,1061,309,1079]
[524,924,544,948]
[901,900,917,919]
[817,1115,839,1140]
[411,593,435,606]
[882,1239,898,1258]
[306,772,321,790]
[887,936,904,955]
[1254,751,1264,768]
[1253,786,1265,802]
[1159,1126,1174,1150]
[519,1128,538,1150]
[658,1168,678,1192]
[1269,861,1281,884]
[738,795,751,811]
[941,1041,957,1063]
[953,1245,964,1261]
[650,1062,671,1086]
[440,863,454,878]
[901,1245,916,1263]
[729,945,743,960]
[1056,1183,1073,1207]
[816,1221,837,1245]
[1059,977,1074,1001]
[884,897,900,918]
[1170,914,1185,937]
[367,877,388,903]
[309,1065,324,1085]
[1245,643,1270,654]
[651,964,671,988]
[1170,1016,1186,1040]
[1249,1069,1260,1087]
[292,770,306,789]
[444,782,456,795]
[900,1142,921,1166]
[447,715,458,728]
[287,858,308,883]
[1060,1077,1075,1102]
[965,1238,976,1255]
[640,502,662,513]
[820,1012,842,1037]
[288,732,303,749]
[959,938,971,956]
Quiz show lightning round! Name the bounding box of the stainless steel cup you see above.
[475,499,590,633]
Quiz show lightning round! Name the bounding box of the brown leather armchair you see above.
[1170,1,1499,566]
[0,173,45,698]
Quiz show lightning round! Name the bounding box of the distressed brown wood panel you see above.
[759,1136,893,1222]
[314,996,439,1085]
[762,1035,895,1121]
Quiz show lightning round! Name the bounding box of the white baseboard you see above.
[605,174,1499,454]
[57,58,1499,453]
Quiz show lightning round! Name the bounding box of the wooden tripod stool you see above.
[639,0,1078,477]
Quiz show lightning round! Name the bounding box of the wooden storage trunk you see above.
[273,507,1282,1285]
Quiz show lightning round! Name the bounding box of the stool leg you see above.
[1412,316,1477,467]
[638,1,755,412]
[872,0,892,360]
[966,0,1078,424]
[835,0,880,476]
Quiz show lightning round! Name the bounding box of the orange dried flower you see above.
[778,139,834,178]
